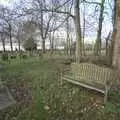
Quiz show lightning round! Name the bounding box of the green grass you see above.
[0,56,120,120]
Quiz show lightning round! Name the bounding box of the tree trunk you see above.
[18,38,21,52]
[49,31,55,54]
[106,37,109,56]
[94,0,105,56]
[42,38,45,53]
[112,0,120,69]
[74,0,82,63]
[66,17,70,56]
[1,35,6,52]
[82,2,86,56]
[70,35,73,56]
[110,0,117,65]
[106,32,111,56]
[17,29,21,52]
[40,0,46,53]
[9,24,13,52]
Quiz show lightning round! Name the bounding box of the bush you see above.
[23,38,37,51]
[22,54,27,59]
[1,53,8,61]
[63,58,73,65]
[19,53,27,59]
[10,55,16,59]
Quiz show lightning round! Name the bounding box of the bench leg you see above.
[104,85,110,104]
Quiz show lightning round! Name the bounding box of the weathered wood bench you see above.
[61,63,119,103]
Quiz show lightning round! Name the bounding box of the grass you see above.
[0,55,120,120]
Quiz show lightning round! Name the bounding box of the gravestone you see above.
[0,64,16,110]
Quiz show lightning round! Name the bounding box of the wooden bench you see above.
[61,63,119,103]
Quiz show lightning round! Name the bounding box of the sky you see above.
[0,0,14,5]
[0,0,17,8]
[80,0,113,43]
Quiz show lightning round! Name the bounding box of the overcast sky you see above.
[0,0,17,8]
[0,0,14,5]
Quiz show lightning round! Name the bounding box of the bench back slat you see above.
[71,63,116,85]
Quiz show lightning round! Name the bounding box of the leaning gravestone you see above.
[0,64,16,110]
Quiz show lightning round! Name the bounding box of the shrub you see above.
[23,37,37,51]
[1,53,8,61]
[22,54,27,59]
[10,55,16,59]
[19,53,27,59]
[63,58,73,65]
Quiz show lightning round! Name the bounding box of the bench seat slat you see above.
[63,74,105,88]
[62,77,105,94]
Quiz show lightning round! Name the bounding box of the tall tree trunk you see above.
[40,0,45,53]
[9,24,13,52]
[94,0,105,56]
[66,17,70,56]
[112,0,120,69]
[106,32,111,56]
[49,31,54,54]
[1,34,6,52]
[17,29,21,52]
[51,32,55,54]
[42,37,45,53]
[18,38,21,52]
[74,0,82,63]
[110,0,117,65]
[82,2,86,56]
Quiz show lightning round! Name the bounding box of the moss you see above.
[117,2,120,17]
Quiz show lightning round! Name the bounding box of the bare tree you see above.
[110,0,117,65]
[15,23,24,52]
[105,31,111,56]
[94,0,105,56]
[0,6,14,52]
[49,19,57,54]
[0,30,6,52]
[82,2,86,55]
[112,0,120,69]
[74,0,82,62]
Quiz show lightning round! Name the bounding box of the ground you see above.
[0,55,120,120]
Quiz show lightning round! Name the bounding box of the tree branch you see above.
[82,0,101,5]
[41,8,75,18]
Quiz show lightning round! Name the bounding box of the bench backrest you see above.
[71,63,118,85]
